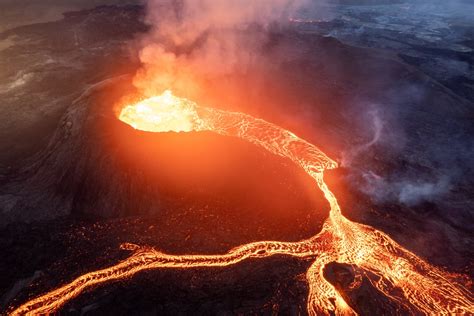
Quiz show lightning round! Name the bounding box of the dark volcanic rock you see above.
[0,5,146,168]
[1,215,313,315]
[323,262,412,315]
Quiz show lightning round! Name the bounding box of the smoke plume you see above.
[133,0,310,98]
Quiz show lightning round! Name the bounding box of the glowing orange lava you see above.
[119,90,204,132]
[10,91,473,315]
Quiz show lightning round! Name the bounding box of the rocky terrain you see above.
[0,5,146,169]
[0,2,473,314]
[296,1,474,101]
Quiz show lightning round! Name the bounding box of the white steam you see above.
[360,172,452,206]
[341,107,384,167]
[341,106,452,206]
[397,177,451,205]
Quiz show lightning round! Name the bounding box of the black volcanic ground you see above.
[0,2,473,315]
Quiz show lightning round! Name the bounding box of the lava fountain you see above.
[10,90,473,315]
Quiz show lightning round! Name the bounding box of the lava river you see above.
[10,90,473,315]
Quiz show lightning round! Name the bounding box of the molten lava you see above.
[10,91,473,315]
[119,90,204,132]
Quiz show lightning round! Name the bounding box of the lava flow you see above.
[10,90,473,315]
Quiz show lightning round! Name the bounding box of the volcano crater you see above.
[1,77,329,255]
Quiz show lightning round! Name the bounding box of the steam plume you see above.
[133,0,309,97]
[341,107,384,167]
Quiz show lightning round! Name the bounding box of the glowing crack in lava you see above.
[11,90,473,315]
